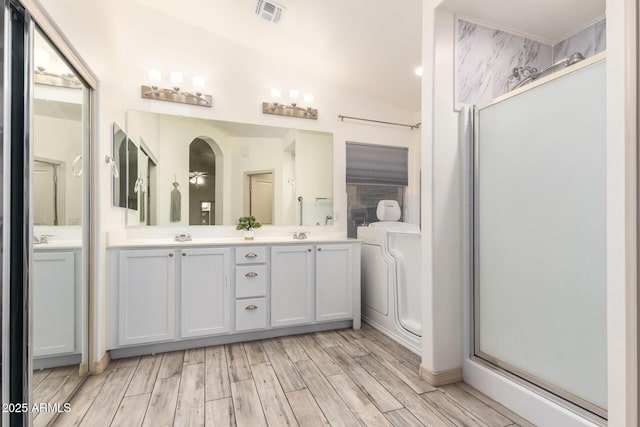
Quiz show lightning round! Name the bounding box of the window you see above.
[346,142,408,237]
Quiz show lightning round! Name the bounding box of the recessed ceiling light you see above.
[414,66,423,77]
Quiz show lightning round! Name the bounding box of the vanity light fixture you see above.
[141,70,213,107]
[34,47,82,89]
[263,88,317,120]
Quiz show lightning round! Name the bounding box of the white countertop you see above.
[33,241,82,250]
[108,236,360,248]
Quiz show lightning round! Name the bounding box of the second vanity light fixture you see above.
[141,70,212,107]
[34,48,82,89]
[263,89,318,120]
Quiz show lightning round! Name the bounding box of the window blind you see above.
[346,142,408,185]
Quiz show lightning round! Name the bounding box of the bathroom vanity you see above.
[108,237,360,358]
[33,243,84,369]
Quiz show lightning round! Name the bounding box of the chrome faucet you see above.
[175,233,192,242]
[292,231,309,240]
[33,235,49,244]
[324,215,333,225]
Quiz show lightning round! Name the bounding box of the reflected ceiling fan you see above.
[189,171,208,187]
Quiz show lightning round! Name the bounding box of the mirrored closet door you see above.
[30,27,91,426]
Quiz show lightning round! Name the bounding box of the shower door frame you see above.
[470,53,608,421]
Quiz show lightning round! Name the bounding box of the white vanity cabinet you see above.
[180,248,230,338]
[109,239,360,356]
[316,244,354,322]
[271,245,314,327]
[33,251,76,356]
[118,249,176,346]
[234,246,268,331]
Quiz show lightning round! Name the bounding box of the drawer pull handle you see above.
[245,304,258,311]
[245,253,258,258]
[245,272,258,278]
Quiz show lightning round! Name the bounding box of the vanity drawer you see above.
[235,247,267,265]
[236,265,267,298]
[235,297,267,331]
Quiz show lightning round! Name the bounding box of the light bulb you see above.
[289,89,300,106]
[148,69,162,88]
[193,77,205,94]
[303,93,314,108]
[414,66,423,77]
[34,48,50,72]
[271,88,282,105]
[170,71,183,91]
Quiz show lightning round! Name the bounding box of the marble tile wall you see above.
[456,20,552,105]
[553,18,606,62]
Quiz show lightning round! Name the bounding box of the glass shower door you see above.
[474,58,607,417]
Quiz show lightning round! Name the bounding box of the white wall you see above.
[420,4,463,375]
[36,0,421,363]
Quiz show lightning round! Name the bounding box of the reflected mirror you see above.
[32,28,90,423]
[125,111,334,226]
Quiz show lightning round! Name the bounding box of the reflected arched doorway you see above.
[189,138,217,225]
[188,136,224,225]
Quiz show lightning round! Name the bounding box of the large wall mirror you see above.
[125,111,334,227]
[31,28,90,425]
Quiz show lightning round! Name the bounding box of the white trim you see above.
[605,0,638,424]
[464,359,602,427]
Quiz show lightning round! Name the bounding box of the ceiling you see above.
[135,0,423,112]
[134,0,605,113]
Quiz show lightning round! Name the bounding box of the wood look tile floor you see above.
[52,324,536,427]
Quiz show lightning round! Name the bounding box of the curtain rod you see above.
[337,114,421,130]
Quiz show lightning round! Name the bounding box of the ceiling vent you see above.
[255,0,285,23]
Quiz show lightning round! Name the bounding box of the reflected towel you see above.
[170,187,181,222]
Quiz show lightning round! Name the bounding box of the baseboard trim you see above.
[420,364,463,386]
[93,352,111,374]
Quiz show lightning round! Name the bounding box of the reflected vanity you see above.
[122,111,334,227]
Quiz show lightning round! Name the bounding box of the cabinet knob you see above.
[317,248,322,251]
[307,249,311,252]
[182,253,186,257]
[245,272,258,278]
[245,252,258,258]
[245,304,258,311]
[169,253,174,257]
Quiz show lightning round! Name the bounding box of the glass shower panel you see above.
[475,60,606,415]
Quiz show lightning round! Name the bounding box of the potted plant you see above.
[236,216,262,240]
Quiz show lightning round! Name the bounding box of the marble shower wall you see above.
[456,17,606,106]
[456,20,552,105]
[553,18,606,62]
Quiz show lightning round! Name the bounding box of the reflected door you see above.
[249,172,273,225]
[33,160,59,225]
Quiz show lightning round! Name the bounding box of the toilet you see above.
[357,200,422,354]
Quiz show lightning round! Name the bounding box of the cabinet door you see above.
[271,245,313,327]
[33,251,75,356]
[119,249,176,346]
[181,248,230,338]
[316,244,353,322]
